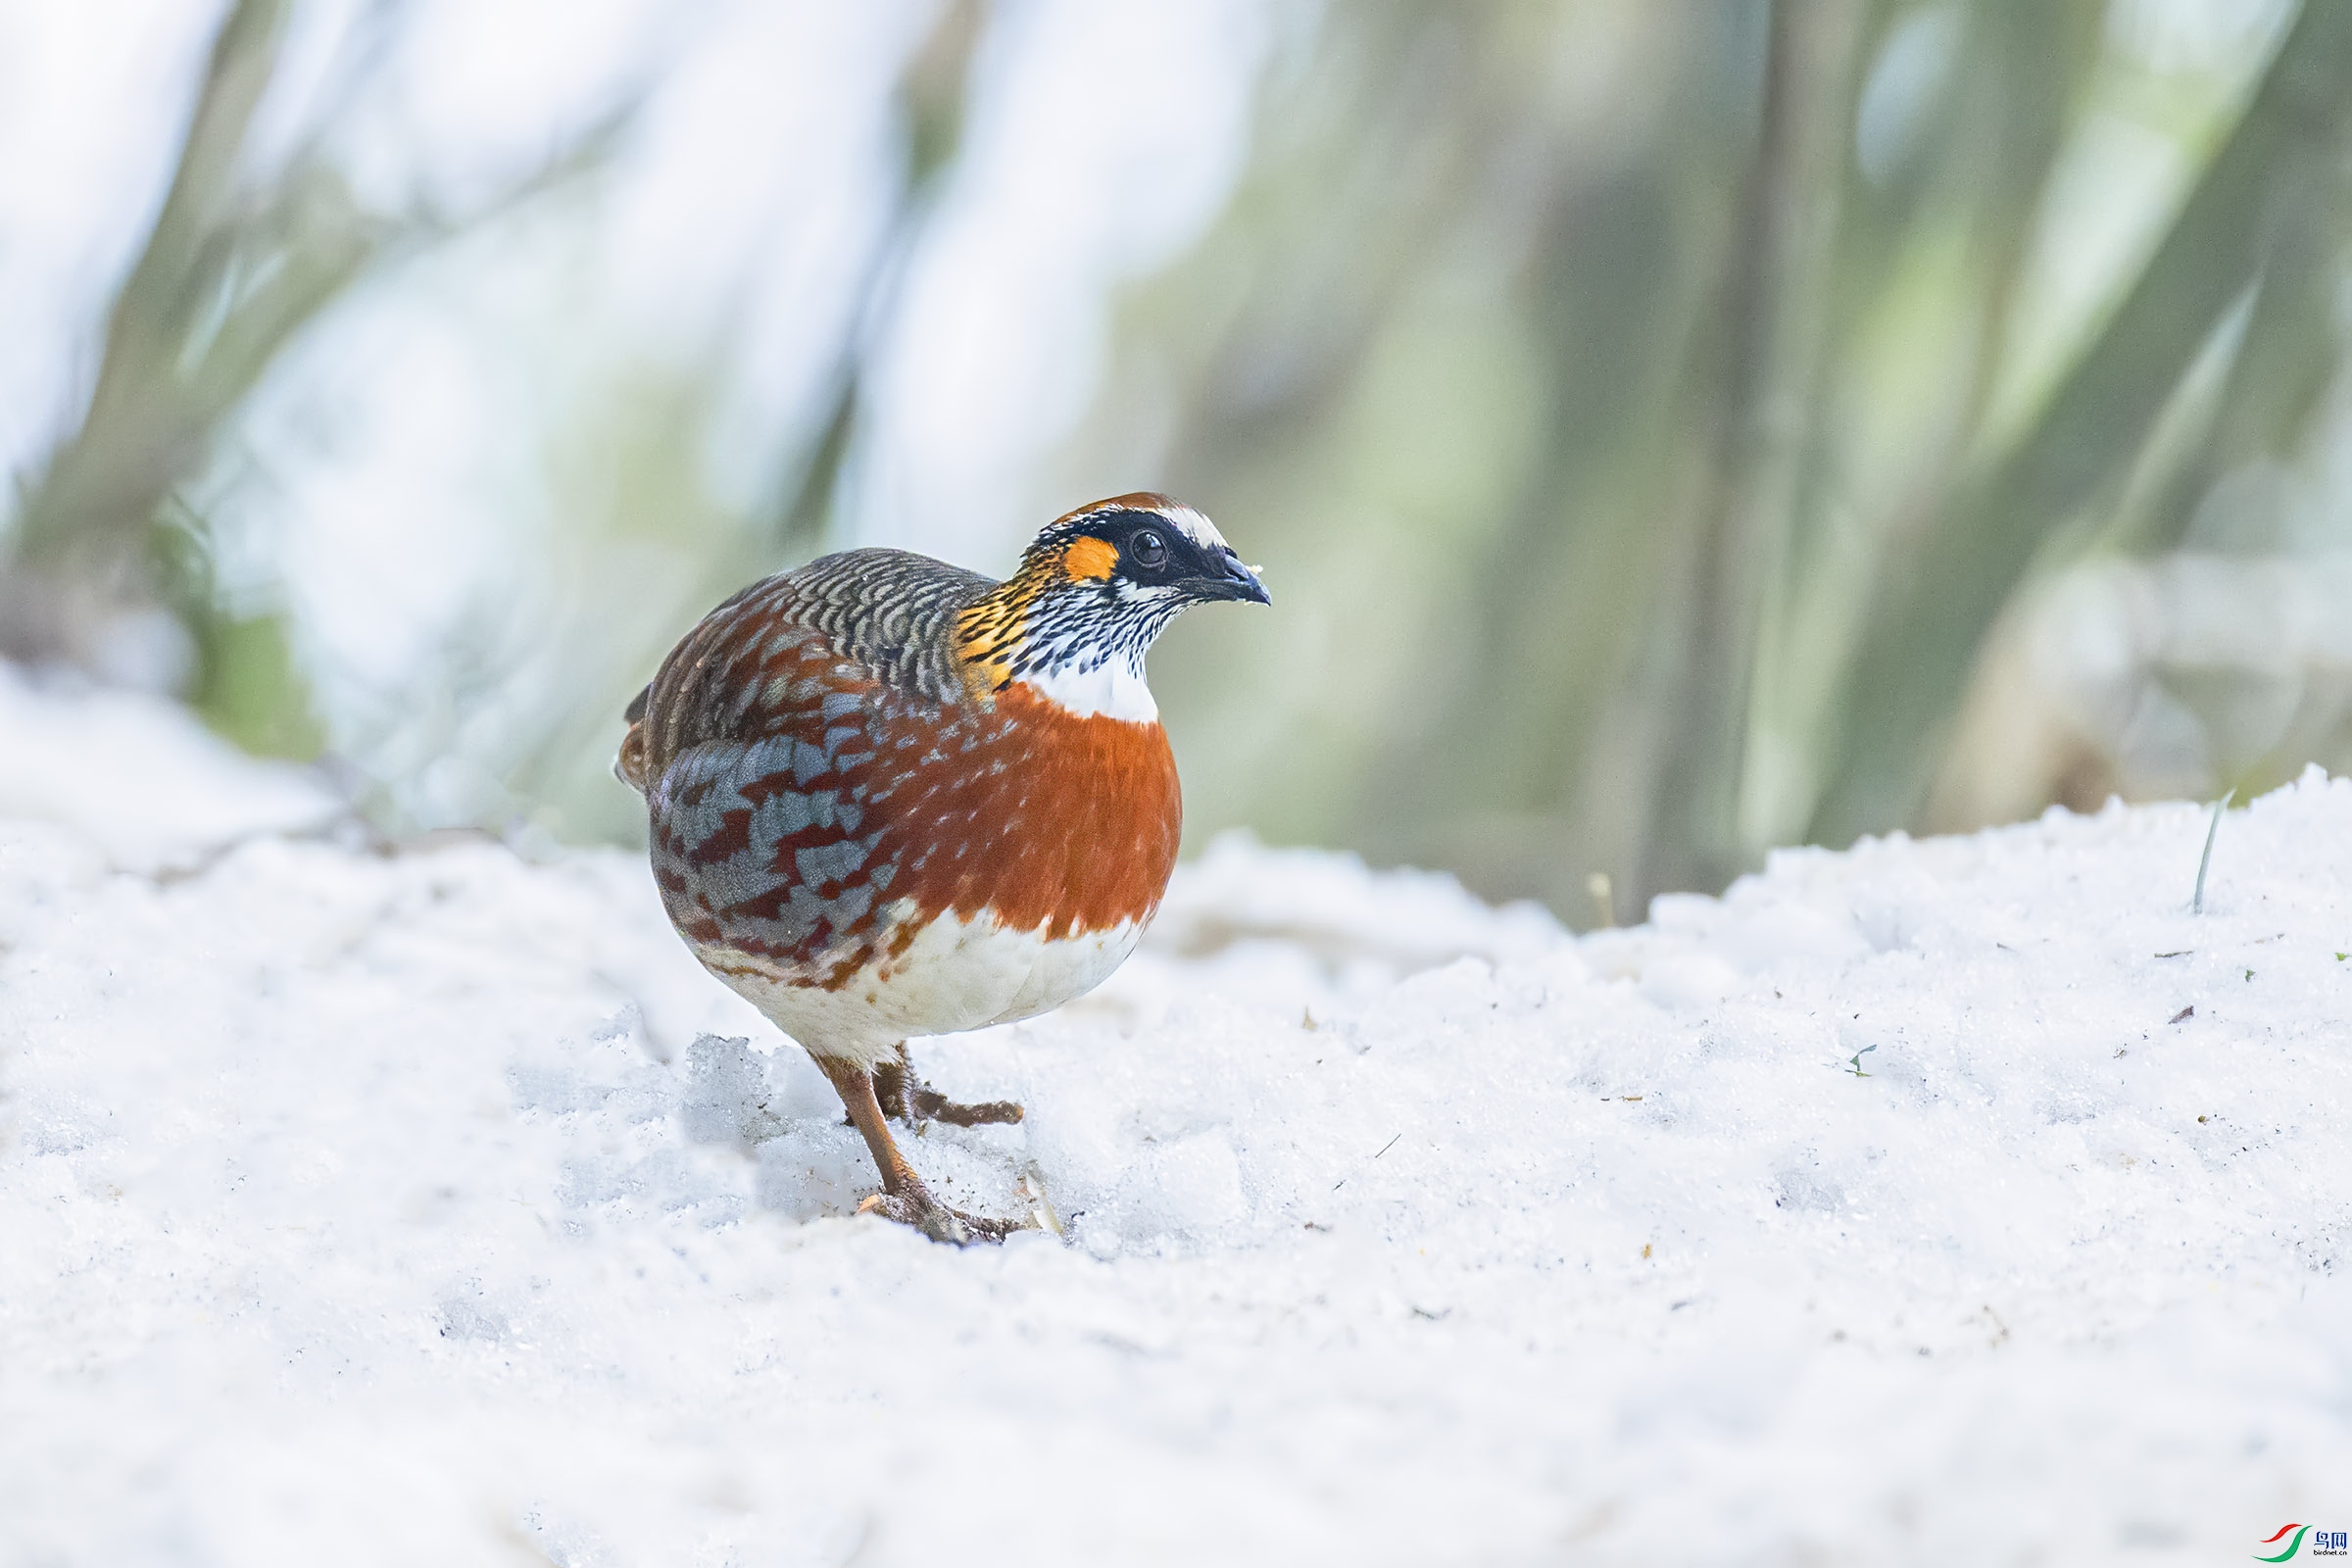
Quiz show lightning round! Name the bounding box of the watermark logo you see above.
[2258,1524,2351,1561]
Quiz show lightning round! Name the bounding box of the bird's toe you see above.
[854,1190,1022,1247]
[906,1084,1025,1127]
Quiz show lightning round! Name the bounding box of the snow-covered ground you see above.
[3,671,2349,1565]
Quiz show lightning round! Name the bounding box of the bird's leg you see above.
[813,1054,1019,1246]
[869,1047,912,1123]
[882,1041,1025,1128]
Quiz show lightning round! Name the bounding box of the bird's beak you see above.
[1186,548,1271,606]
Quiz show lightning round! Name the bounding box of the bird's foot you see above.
[822,1053,1027,1246]
[872,1049,1024,1128]
[856,1190,1024,1247]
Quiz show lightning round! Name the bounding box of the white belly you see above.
[698,903,1145,1068]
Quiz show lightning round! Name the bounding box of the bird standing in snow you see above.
[616,495,1269,1243]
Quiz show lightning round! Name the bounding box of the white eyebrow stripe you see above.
[1154,503,1228,552]
[1061,496,1231,554]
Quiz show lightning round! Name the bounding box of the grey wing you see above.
[770,548,995,706]
[649,736,890,981]
[643,609,920,983]
[623,547,989,794]
[636,546,990,978]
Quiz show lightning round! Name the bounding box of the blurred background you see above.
[6,0,2352,922]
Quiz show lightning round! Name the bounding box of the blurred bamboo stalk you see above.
[1810,0,2352,845]
[771,0,988,557]
[1642,0,1865,898]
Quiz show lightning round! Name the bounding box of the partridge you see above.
[616,494,1268,1242]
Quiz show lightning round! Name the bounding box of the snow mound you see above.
[0,665,341,870]
[3,734,2350,1564]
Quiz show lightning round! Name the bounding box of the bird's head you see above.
[956,493,1268,721]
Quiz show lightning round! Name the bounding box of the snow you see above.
[0,667,341,871]
[3,686,2350,1564]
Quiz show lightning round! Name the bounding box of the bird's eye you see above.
[1130,529,1168,569]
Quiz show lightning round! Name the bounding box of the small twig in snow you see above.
[2192,788,2233,914]
[1982,1303,2010,1346]
[1333,1134,1401,1190]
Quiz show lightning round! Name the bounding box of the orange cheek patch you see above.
[1062,536,1118,581]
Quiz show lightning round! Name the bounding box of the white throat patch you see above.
[995,498,1223,725]
[1018,650,1158,722]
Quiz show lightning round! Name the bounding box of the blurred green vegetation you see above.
[0,0,368,729]
[0,0,625,750]
[1072,0,2352,913]
[11,0,2352,920]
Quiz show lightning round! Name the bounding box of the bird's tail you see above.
[613,684,651,794]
